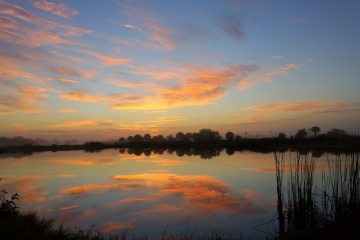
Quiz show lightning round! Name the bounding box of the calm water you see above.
[0,149,332,238]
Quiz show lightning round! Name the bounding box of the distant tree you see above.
[127,136,134,142]
[193,129,222,142]
[234,135,242,141]
[133,134,143,142]
[327,128,347,137]
[278,132,287,140]
[185,132,193,142]
[309,126,321,137]
[143,134,151,142]
[152,135,165,142]
[225,131,235,141]
[166,135,175,142]
[295,129,307,139]
[118,137,126,143]
[175,132,186,142]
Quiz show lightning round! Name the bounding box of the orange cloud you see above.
[112,64,258,110]
[58,108,77,113]
[102,221,134,233]
[78,50,130,66]
[0,175,47,204]
[32,0,78,18]
[0,85,47,114]
[58,205,78,211]
[60,92,113,102]
[50,120,113,128]
[242,101,352,112]
[0,2,90,49]
[56,78,78,84]
[230,113,273,125]
[56,209,97,222]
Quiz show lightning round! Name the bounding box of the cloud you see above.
[218,13,245,41]
[58,108,77,113]
[123,24,141,31]
[50,120,113,128]
[78,50,130,66]
[230,113,273,125]
[60,91,143,104]
[32,0,78,18]
[267,63,300,77]
[56,78,78,84]
[241,101,353,112]
[0,2,90,49]
[0,86,47,114]
[112,64,258,110]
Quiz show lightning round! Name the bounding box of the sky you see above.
[0,0,359,141]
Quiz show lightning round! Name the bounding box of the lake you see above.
[0,149,337,239]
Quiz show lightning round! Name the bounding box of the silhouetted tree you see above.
[143,134,151,142]
[127,136,134,142]
[295,129,307,139]
[234,135,242,141]
[309,126,321,137]
[225,131,235,141]
[118,137,126,143]
[152,135,165,142]
[278,132,287,140]
[193,129,222,143]
[166,135,175,142]
[327,128,347,137]
[185,132,193,142]
[133,134,143,142]
[175,132,185,141]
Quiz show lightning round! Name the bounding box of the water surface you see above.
[0,149,332,238]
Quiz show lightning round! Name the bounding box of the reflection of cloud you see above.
[102,221,134,233]
[58,205,78,211]
[51,158,115,166]
[61,173,265,216]
[0,175,47,204]
[56,209,97,222]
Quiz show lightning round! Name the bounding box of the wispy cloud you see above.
[58,108,77,113]
[78,50,131,66]
[0,86,47,114]
[32,0,78,18]
[241,101,353,112]
[50,120,113,128]
[218,13,245,41]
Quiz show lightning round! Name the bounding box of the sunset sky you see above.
[0,0,359,141]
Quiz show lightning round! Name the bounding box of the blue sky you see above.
[0,0,359,140]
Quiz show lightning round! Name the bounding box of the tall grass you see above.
[274,152,360,239]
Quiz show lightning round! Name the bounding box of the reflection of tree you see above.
[226,148,235,156]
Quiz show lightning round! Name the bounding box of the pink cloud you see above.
[32,0,78,18]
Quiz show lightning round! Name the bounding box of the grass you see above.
[274,152,360,239]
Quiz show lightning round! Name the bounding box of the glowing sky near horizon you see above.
[0,0,359,141]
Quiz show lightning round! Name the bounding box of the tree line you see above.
[119,126,351,144]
